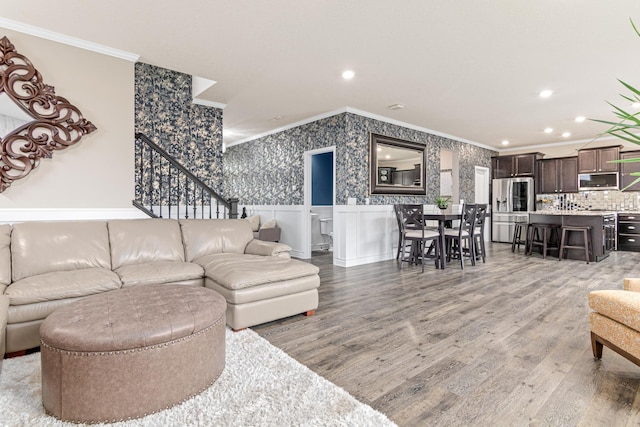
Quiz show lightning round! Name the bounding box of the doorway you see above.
[303,146,336,261]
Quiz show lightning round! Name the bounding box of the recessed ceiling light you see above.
[342,70,355,80]
[388,103,405,110]
[632,102,640,109]
[562,132,571,138]
[501,140,510,145]
[544,128,554,134]
[575,116,586,123]
[377,147,382,152]
[539,89,553,98]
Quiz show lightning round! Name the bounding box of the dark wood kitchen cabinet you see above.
[492,153,544,179]
[620,150,640,191]
[619,213,640,252]
[538,157,578,194]
[578,146,620,173]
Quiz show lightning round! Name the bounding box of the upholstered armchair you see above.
[588,278,640,366]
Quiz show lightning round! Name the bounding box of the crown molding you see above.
[226,106,497,151]
[226,108,348,147]
[0,17,140,62]
[192,98,227,109]
[343,107,496,152]
[497,134,623,153]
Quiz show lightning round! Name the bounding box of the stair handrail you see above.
[134,132,238,219]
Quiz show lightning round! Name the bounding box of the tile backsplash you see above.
[537,191,640,211]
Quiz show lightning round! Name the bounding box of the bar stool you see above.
[527,223,561,259]
[559,225,592,264]
[511,221,529,252]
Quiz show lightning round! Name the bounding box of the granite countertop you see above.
[533,210,618,216]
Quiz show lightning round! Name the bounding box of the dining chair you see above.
[393,204,405,260]
[473,204,488,263]
[398,204,441,272]
[444,203,477,269]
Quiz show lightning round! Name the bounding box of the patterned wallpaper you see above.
[224,112,497,205]
[134,63,224,203]
[224,114,347,205]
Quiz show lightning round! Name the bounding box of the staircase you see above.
[133,133,237,219]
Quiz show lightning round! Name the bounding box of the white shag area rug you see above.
[0,328,396,427]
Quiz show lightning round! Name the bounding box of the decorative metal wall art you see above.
[0,36,97,192]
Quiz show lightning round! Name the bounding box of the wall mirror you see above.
[369,133,426,195]
[0,36,96,192]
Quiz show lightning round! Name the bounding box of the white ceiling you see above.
[3,1,640,151]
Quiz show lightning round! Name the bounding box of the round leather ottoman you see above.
[40,285,226,423]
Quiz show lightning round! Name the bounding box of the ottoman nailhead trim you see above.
[41,315,226,424]
[42,361,227,424]
[40,315,224,355]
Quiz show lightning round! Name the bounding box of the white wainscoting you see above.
[0,208,148,224]
[333,204,397,267]
[241,205,398,266]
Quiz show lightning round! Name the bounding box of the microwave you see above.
[578,172,619,191]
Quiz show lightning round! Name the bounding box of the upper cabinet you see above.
[492,153,544,179]
[578,146,620,173]
[538,157,578,194]
[621,150,640,191]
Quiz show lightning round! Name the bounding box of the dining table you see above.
[423,208,462,269]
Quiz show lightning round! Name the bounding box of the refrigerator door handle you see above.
[507,181,513,213]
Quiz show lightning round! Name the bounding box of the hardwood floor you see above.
[253,243,640,426]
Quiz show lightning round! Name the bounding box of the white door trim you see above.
[475,166,491,241]
[303,146,336,260]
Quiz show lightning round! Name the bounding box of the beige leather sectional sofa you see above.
[0,218,320,357]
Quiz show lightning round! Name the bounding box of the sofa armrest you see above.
[624,278,640,292]
[0,294,8,372]
[257,226,281,242]
[245,239,292,258]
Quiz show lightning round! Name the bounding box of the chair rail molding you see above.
[0,208,148,224]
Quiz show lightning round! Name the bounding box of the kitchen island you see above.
[529,210,616,262]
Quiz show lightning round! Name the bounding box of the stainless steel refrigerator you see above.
[491,177,535,243]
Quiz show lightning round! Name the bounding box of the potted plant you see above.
[435,195,450,210]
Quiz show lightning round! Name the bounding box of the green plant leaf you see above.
[610,157,640,163]
[618,79,640,97]
[621,176,640,191]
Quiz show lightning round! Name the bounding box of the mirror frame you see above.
[0,36,96,192]
[369,133,427,195]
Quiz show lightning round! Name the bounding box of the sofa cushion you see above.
[260,219,277,229]
[0,224,11,287]
[589,290,640,333]
[196,253,319,290]
[108,219,186,269]
[207,275,320,305]
[7,297,85,324]
[180,219,254,262]
[11,221,111,282]
[5,268,121,305]
[245,240,291,257]
[114,261,204,287]
[245,215,260,232]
